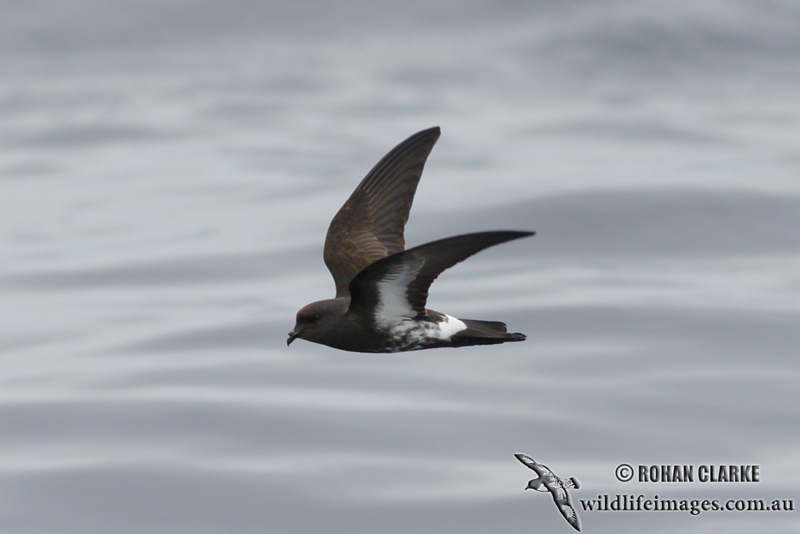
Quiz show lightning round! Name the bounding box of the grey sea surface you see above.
[2,1,799,533]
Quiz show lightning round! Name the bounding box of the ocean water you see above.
[2,1,799,532]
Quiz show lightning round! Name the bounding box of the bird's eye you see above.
[311,313,321,322]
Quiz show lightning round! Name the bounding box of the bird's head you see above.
[287,299,347,347]
[525,478,546,492]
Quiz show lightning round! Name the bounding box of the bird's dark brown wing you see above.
[324,127,441,298]
[347,231,534,318]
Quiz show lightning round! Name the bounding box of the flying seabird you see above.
[515,453,581,531]
[287,127,533,352]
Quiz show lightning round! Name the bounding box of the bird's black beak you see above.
[287,331,300,346]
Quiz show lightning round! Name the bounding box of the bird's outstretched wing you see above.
[515,453,538,469]
[514,452,539,469]
[324,127,441,298]
[515,453,554,478]
[550,485,581,532]
[348,232,533,318]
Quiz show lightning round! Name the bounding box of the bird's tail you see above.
[450,319,526,347]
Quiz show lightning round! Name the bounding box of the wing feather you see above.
[323,127,441,297]
[348,232,533,318]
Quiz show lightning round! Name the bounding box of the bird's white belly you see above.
[385,314,467,349]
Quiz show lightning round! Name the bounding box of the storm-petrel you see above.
[515,453,581,531]
[287,127,533,352]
